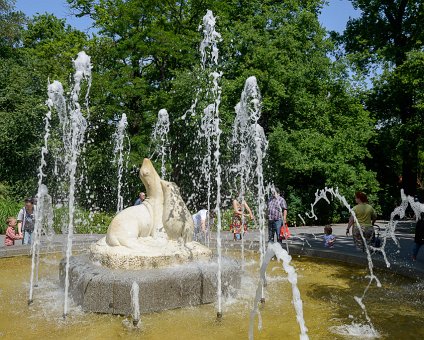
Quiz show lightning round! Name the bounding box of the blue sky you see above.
[320,0,360,32]
[14,0,95,33]
[14,0,359,34]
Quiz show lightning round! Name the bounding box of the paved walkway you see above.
[1,220,423,280]
[215,220,424,280]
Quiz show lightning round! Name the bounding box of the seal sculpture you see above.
[90,158,211,269]
[161,180,194,243]
[105,158,163,248]
[63,159,240,315]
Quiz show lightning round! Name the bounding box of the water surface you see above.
[0,252,422,339]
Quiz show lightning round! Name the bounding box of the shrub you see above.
[76,210,112,234]
[53,206,112,234]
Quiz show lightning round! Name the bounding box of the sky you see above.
[14,0,95,34]
[14,0,360,34]
[319,0,360,32]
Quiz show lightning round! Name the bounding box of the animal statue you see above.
[104,158,193,248]
[161,180,194,243]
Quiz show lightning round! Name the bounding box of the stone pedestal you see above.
[59,255,241,315]
[90,237,213,270]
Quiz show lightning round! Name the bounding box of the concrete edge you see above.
[215,240,424,281]
[2,239,423,281]
[0,242,93,258]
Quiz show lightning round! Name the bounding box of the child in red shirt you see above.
[4,217,23,246]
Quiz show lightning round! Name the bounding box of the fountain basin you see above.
[1,251,424,338]
[59,255,241,315]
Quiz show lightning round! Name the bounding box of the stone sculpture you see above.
[106,158,177,247]
[161,180,194,242]
[62,158,241,315]
[91,158,211,269]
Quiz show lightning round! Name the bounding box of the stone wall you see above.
[59,255,241,315]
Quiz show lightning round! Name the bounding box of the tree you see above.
[0,12,89,200]
[342,0,424,197]
[64,0,379,221]
[0,0,25,55]
[213,0,379,221]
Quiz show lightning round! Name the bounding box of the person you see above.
[231,196,253,240]
[323,225,335,248]
[134,192,146,205]
[412,212,424,261]
[346,192,377,251]
[267,187,287,243]
[192,209,214,241]
[4,217,23,246]
[17,197,35,245]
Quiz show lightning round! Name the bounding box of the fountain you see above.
[28,86,55,304]
[130,281,140,326]
[112,113,129,213]
[59,158,241,314]
[249,242,308,340]
[182,10,222,251]
[151,109,170,179]
[2,244,423,338]
[2,7,424,340]
[230,76,267,268]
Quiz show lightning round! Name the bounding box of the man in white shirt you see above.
[192,209,213,242]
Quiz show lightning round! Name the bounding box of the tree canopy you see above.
[342,0,424,207]
[1,0,422,223]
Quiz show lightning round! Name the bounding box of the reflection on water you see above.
[0,252,423,339]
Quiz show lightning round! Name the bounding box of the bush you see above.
[76,210,112,234]
[0,182,11,200]
[53,206,112,234]
[221,209,233,231]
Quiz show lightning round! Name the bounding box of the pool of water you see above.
[0,251,423,339]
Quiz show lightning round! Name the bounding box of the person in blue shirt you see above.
[323,225,335,248]
[134,192,145,205]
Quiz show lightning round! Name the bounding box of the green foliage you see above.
[75,210,112,234]
[0,54,45,199]
[0,12,90,201]
[344,0,424,68]
[52,206,112,234]
[0,0,26,53]
[0,181,10,200]
[3,0,413,227]
[342,0,424,200]
[221,209,233,232]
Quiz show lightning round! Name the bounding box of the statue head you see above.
[139,158,159,190]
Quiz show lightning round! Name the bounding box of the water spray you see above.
[63,51,92,318]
